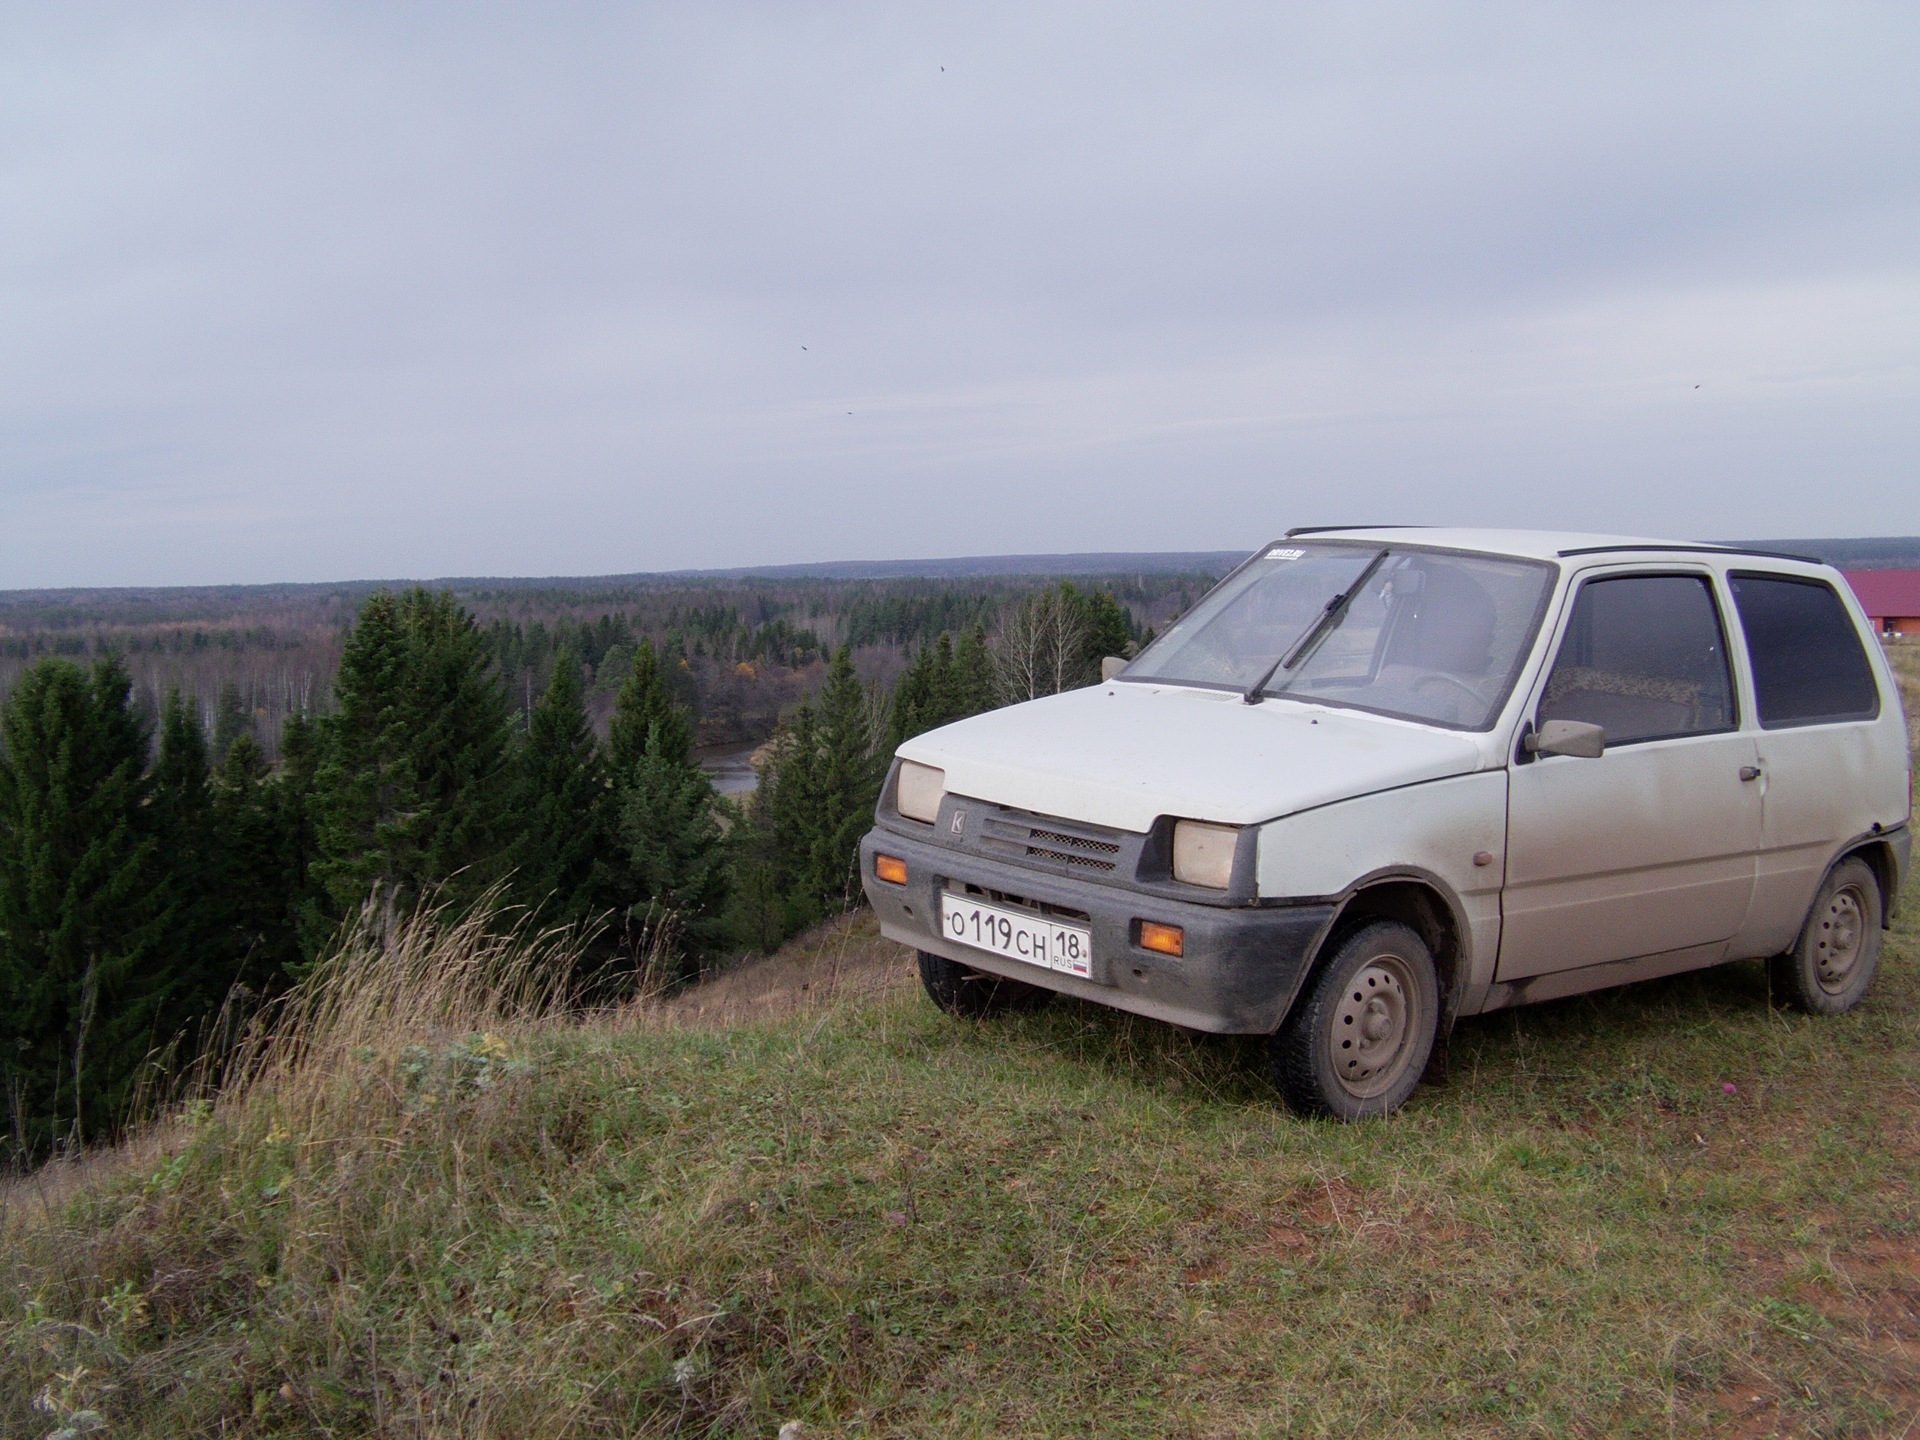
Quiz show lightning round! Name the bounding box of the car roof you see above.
[1279,526,1824,566]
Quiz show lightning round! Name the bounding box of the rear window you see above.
[1727,572,1879,728]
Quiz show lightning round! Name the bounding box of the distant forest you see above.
[0,560,1222,1160]
[3,536,1912,1161]
[0,565,1225,764]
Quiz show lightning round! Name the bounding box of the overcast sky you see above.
[3,3,1917,587]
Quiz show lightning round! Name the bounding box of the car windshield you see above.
[1124,541,1556,729]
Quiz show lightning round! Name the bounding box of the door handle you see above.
[1738,765,1763,782]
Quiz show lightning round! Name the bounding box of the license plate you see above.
[941,891,1093,978]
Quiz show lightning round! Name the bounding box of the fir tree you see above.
[804,646,882,912]
[210,683,254,763]
[620,722,728,962]
[606,642,727,967]
[953,624,995,715]
[309,589,516,928]
[397,589,518,900]
[150,690,233,1031]
[512,649,612,928]
[607,639,691,771]
[889,628,1001,745]
[0,657,160,1155]
[756,702,824,934]
[213,731,310,994]
[887,638,940,747]
[732,648,885,945]
[724,783,790,954]
[309,591,412,920]
[1077,585,1135,667]
[274,711,328,970]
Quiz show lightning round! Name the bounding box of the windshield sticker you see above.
[1265,547,1305,560]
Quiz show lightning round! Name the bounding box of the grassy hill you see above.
[6,647,1918,1438]
[7,902,1918,1436]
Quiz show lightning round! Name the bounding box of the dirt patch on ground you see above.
[657,910,917,1030]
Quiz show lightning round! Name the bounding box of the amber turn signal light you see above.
[1138,921,1184,957]
[873,853,908,885]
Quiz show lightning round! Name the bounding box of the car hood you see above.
[895,682,1488,833]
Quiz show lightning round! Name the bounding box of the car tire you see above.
[917,950,1055,1018]
[1769,856,1883,1016]
[1271,921,1440,1120]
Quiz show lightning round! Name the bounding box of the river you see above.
[697,740,764,796]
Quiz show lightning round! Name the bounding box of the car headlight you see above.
[896,760,946,824]
[1173,820,1238,889]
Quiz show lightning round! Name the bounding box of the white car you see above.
[860,528,1912,1118]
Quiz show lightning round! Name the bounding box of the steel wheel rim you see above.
[1813,885,1866,995]
[1331,954,1421,1100]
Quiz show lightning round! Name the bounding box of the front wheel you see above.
[1270,921,1440,1120]
[1769,856,1883,1015]
[917,951,1055,1018]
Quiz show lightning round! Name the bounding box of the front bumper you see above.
[860,825,1338,1033]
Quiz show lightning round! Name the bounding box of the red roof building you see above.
[1842,570,1920,638]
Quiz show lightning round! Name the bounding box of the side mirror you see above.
[1525,719,1606,759]
[1101,656,1128,682]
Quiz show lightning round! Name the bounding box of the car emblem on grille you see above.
[951,810,967,835]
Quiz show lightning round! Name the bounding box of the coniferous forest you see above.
[0,566,1215,1162]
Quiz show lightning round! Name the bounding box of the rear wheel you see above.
[1271,921,1439,1120]
[917,951,1055,1018]
[1769,856,1883,1015]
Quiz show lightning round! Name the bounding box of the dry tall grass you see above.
[6,877,1918,1436]
[1,893,699,1435]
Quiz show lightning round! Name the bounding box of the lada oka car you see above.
[860,528,1912,1118]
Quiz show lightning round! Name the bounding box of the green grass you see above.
[6,710,1919,1436]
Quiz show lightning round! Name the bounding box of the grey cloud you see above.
[2,3,1917,584]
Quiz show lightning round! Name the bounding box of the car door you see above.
[1498,570,1763,981]
[1722,570,1892,957]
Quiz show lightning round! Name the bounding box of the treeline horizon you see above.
[0,570,1167,1165]
[0,569,1219,764]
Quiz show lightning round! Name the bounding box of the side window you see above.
[1728,572,1879,727]
[1538,574,1736,745]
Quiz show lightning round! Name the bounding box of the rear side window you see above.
[1728,572,1879,728]
[1538,574,1736,745]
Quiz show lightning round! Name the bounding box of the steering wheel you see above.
[1412,673,1490,712]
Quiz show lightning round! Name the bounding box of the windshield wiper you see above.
[1242,548,1390,705]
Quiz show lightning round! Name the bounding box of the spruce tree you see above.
[150,690,234,1031]
[0,657,160,1155]
[725,780,791,954]
[1077,586,1135,667]
[620,722,728,961]
[309,589,516,930]
[397,589,517,900]
[757,702,824,933]
[887,639,940,747]
[953,623,996,715]
[606,640,726,965]
[210,683,253,763]
[512,649,612,928]
[275,712,329,970]
[890,628,1000,745]
[607,639,691,772]
[309,591,412,919]
[804,646,882,912]
[213,731,309,994]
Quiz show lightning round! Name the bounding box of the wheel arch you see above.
[1315,871,1470,1030]
[1838,837,1899,927]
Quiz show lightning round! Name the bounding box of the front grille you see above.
[980,811,1125,875]
[1026,827,1121,871]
